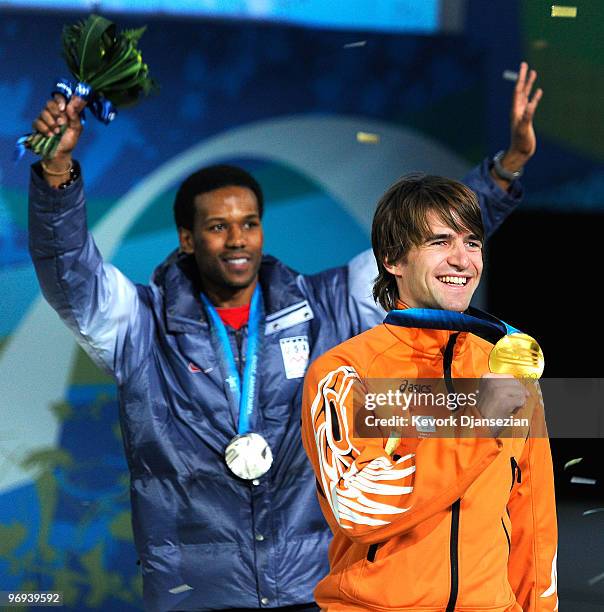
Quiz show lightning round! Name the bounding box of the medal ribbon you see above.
[384,306,519,345]
[200,286,262,435]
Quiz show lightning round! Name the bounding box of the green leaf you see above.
[41,134,55,158]
[123,26,147,44]
[89,50,139,89]
[51,13,159,129]
[78,40,127,84]
[62,23,85,78]
[75,15,115,80]
[101,34,130,66]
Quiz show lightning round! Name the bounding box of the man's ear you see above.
[383,259,404,277]
[178,227,195,254]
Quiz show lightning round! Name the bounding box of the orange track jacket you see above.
[301,312,558,612]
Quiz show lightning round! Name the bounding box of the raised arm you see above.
[28,95,145,384]
[465,61,543,237]
[31,93,86,186]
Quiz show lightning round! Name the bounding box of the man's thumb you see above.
[66,95,87,120]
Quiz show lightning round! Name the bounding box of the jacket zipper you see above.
[366,543,380,562]
[504,456,521,560]
[510,456,522,490]
[501,517,511,556]
[445,499,461,612]
[443,333,460,612]
[443,332,459,395]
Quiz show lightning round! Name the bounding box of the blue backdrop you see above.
[0,3,602,609]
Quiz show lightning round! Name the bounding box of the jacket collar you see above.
[152,250,306,333]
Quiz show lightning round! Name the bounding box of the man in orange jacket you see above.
[301,175,557,611]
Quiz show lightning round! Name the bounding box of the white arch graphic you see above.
[0,114,469,493]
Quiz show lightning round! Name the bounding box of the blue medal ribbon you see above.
[15,78,117,161]
[200,286,262,435]
[384,306,519,345]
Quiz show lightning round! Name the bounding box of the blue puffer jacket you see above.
[28,160,520,611]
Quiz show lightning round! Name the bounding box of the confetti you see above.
[551,5,578,18]
[570,476,596,485]
[502,70,519,82]
[564,457,583,469]
[583,508,604,516]
[343,40,367,49]
[169,584,193,595]
[356,131,380,144]
[385,435,400,455]
[588,571,604,586]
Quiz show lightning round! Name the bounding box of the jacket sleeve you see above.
[301,358,503,545]
[462,158,523,238]
[28,165,146,384]
[347,249,385,332]
[507,385,559,611]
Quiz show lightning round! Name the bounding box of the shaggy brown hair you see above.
[371,173,484,311]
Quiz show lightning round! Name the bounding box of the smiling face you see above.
[384,210,483,312]
[178,185,263,306]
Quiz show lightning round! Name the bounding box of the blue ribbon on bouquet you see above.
[52,78,118,124]
[15,78,117,160]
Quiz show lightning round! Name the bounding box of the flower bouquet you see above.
[19,14,157,159]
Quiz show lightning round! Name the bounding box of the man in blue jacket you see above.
[29,63,541,611]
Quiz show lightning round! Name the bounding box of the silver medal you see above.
[225,432,273,480]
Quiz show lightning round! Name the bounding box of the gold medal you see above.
[489,333,544,379]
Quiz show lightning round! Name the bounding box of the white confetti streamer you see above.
[570,476,596,485]
[502,70,519,82]
[343,41,367,49]
[583,508,604,516]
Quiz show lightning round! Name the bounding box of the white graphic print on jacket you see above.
[310,365,416,529]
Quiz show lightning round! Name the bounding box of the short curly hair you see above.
[173,164,264,230]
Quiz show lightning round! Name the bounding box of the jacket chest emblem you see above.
[280,335,310,379]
